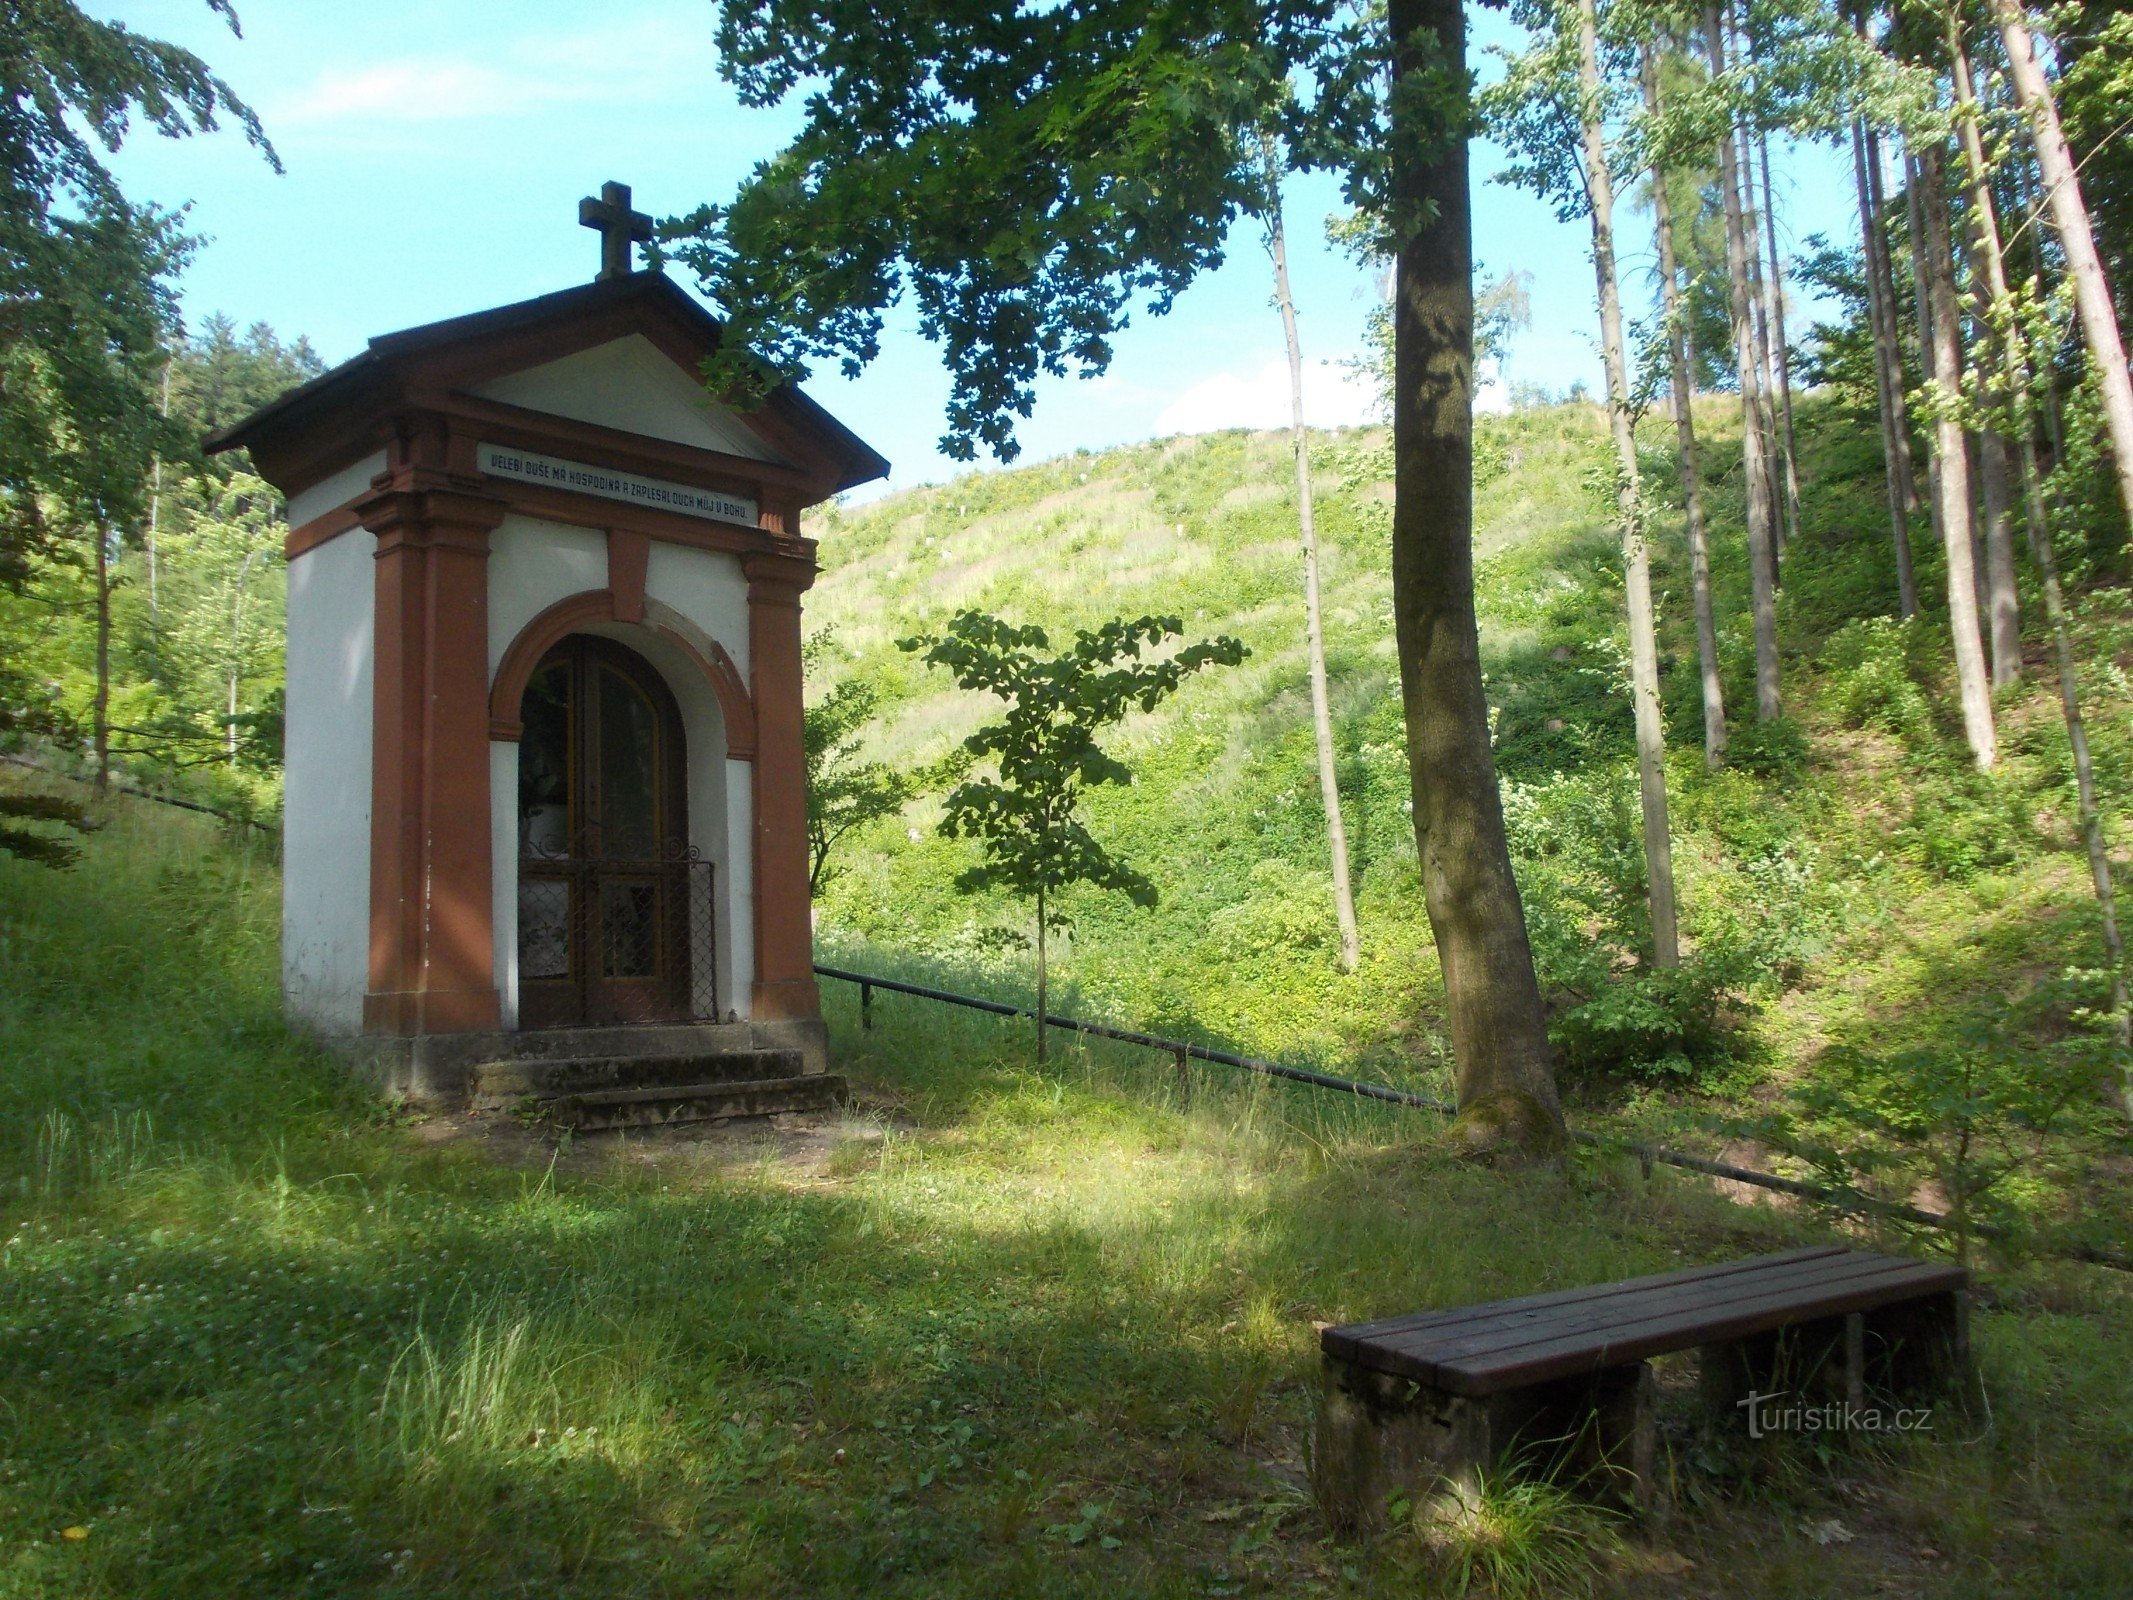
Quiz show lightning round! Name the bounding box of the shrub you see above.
[1502,767,1813,1084]
[1821,616,1935,746]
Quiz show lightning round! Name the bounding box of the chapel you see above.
[212,184,887,1119]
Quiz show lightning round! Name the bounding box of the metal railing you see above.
[815,962,2131,1271]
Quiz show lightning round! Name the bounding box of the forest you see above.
[4,0,2133,1593]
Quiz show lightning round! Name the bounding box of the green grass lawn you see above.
[3,789,2131,1597]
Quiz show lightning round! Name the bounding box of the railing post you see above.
[1174,1045,1191,1109]
[861,981,873,1031]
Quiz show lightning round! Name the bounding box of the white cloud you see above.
[1153,354,1380,437]
[273,16,718,127]
[281,61,567,124]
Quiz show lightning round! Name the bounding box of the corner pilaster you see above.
[357,473,510,1035]
[742,545,821,1022]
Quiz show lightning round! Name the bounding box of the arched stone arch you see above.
[488,587,756,757]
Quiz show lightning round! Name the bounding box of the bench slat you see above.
[1327,1247,1847,1350]
[1325,1249,1967,1396]
[1380,1252,1920,1368]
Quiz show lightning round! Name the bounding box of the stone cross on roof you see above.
[578,180,654,282]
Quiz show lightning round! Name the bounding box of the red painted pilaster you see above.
[742,544,820,1021]
[357,472,509,1034]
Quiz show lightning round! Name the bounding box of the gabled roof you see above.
[208,272,889,499]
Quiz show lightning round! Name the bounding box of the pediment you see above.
[473,335,785,464]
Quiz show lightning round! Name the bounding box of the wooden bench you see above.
[1313,1246,1968,1528]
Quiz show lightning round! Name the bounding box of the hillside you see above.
[808,399,2133,1252]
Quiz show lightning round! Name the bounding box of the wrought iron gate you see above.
[517,846,718,1027]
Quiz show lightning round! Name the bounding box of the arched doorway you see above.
[516,634,711,1028]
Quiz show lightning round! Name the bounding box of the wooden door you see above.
[516,636,691,1029]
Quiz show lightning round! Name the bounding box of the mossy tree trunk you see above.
[1388,0,1563,1150]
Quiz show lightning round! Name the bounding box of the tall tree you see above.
[1389,0,1566,1143]
[1914,136,1998,769]
[1851,114,1923,617]
[1,0,272,585]
[1992,0,2133,536]
[1490,0,1679,965]
[1947,17,2130,1108]
[677,0,1569,1148]
[1756,129,1806,554]
[1576,0,1678,967]
[1261,136,1362,972]
[1643,45,1727,769]
[1705,5,1783,720]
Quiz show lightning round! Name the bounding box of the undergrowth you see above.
[1,791,2128,1596]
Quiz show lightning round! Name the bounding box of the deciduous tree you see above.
[675,0,1570,1147]
[900,611,1245,1060]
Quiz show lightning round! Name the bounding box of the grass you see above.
[806,399,2133,1250]
[3,785,2132,1596]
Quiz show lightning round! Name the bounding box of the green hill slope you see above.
[809,400,2133,1249]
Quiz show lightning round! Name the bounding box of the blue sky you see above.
[105,0,1857,498]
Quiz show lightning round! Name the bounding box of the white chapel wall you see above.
[487,515,608,674]
[645,544,750,678]
[282,527,375,1034]
[285,450,385,530]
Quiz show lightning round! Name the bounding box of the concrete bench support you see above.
[1315,1355,1655,1533]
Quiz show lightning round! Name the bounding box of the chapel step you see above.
[470,1047,808,1107]
[548,1074,848,1132]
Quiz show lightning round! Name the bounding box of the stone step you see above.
[470,1048,807,1106]
[472,1022,758,1064]
[551,1074,847,1131]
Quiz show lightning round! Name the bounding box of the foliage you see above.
[804,642,929,892]
[0,324,314,810]
[0,789,95,868]
[669,0,1391,461]
[0,0,272,582]
[1501,765,1821,1081]
[1749,1025,2112,1261]
[900,610,1246,919]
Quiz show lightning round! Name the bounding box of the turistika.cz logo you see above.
[1737,1389,1934,1440]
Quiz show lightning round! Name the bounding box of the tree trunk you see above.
[92,519,113,795]
[1264,149,1362,972]
[1757,129,1805,558]
[1916,138,1999,769]
[1036,882,1048,1064]
[1854,117,1923,618]
[1952,34,2023,689]
[147,357,170,656]
[1644,49,1726,770]
[1737,121,1785,578]
[1950,22,2131,1109]
[1994,0,2133,535]
[1706,7,1783,721]
[1903,145,1955,596]
[1976,422,2022,687]
[1389,0,1563,1148]
[1580,0,1678,968]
